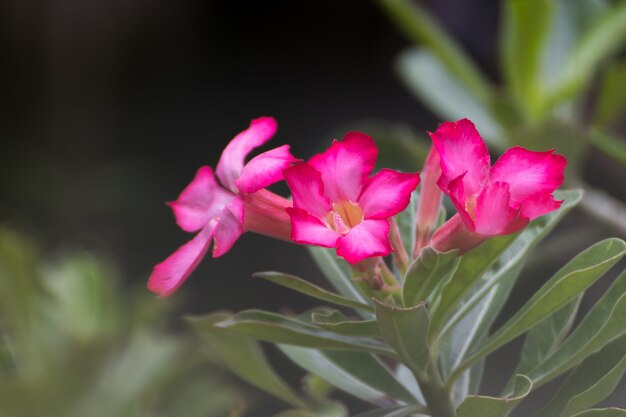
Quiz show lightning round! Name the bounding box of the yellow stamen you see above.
[325,201,364,234]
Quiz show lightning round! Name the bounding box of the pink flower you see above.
[148,117,297,296]
[283,132,420,264]
[429,119,566,246]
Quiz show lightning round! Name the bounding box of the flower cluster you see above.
[149,117,566,296]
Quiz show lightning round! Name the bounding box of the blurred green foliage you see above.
[0,227,244,417]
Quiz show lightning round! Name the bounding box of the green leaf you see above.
[514,295,581,377]
[394,364,425,404]
[436,190,582,357]
[592,60,626,126]
[523,268,626,389]
[396,189,419,262]
[428,233,520,342]
[573,409,626,417]
[273,403,348,417]
[395,48,505,148]
[279,346,420,406]
[501,0,554,119]
[353,405,426,417]
[311,310,381,338]
[308,247,372,316]
[272,411,316,417]
[588,128,626,167]
[468,360,485,396]
[377,0,493,102]
[534,334,626,417]
[456,374,532,417]
[453,238,626,386]
[549,2,626,105]
[437,190,581,393]
[186,312,305,408]
[254,272,374,313]
[402,248,458,307]
[215,310,393,356]
[374,301,430,374]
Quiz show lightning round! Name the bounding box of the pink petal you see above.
[430,119,490,198]
[212,196,245,257]
[490,147,566,207]
[243,189,292,241]
[519,193,563,220]
[168,166,234,233]
[358,169,421,219]
[286,207,340,247]
[216,117,278,192]
[336,219,392,264]
[473,182,523,236]
[447,174,476,231]
[284,162,331,219]
[308,132,378,202]
[235,145,298,193]
[147,222,216,297]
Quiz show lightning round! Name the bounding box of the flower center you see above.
[326,201,364,234]
[465,195,477,218]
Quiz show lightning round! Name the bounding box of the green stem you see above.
[413,361,456,417]
[376,0,493,102]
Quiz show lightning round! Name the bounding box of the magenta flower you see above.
[148,117,297,296]
[283,132,420,264]
[430,119,566,243]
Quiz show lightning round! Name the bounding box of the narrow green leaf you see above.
[311,310,381,338]
[593,60,626,126]
[428,233,520,341]
[573,409,626,417]
[377,0,493,102]
[254,272,374,313]
[534,334,626,417]
[215,310,393,356]
[402,248,458,307]
[456,374,532,417]
[588,128,626,167]
[468,360,485,396]
[273,403,347,417]
[279,346,421,406]
[453,238,626,386]
[396,189,419,262]
[436,190,582,368]
[395,48,505,148]
[437,190,581,395]
[308,247,372,314]
[394,364,425,404]
[549,2,626,105]
[186,312,305,408]
[353,405,426,417]
[374,301,430,374]
[272,411,316,417]
[520,268,626,389]
[514,295,582,376]
[501,0,554,119]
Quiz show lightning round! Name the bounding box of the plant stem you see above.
[413,361,456,417]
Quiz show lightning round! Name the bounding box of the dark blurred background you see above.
[0,0,499,312]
